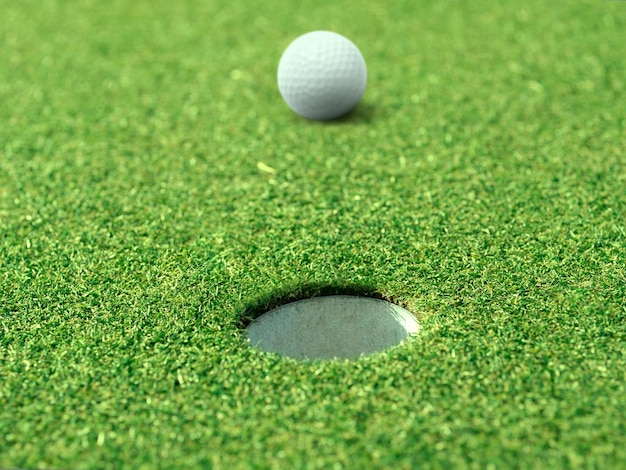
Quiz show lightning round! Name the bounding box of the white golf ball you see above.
[277,31,367,121]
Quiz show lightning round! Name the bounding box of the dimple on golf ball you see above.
[277,31,367,121]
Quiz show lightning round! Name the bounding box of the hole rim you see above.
[239,282,419,361]
[238,281,412,329]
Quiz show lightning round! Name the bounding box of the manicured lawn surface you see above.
[1,0,625,468]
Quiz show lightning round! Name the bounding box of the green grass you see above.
[1,0,625,468]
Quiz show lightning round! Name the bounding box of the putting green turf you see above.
[1,0,625,468]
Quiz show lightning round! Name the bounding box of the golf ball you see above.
[277,31,367,121]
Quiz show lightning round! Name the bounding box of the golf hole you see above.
[245,295,419,361]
